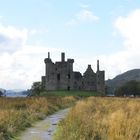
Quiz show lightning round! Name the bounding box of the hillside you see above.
[0,88,28,97]
[0,88,6,96]
[106,69,140,94]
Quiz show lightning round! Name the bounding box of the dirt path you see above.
[19,108,70,140]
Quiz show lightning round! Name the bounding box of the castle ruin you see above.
[41,52,105,94]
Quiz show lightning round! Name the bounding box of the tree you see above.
[0,89,6,97]
[115,80,140,96]
[0,90,3,96]
[30,82,43,96]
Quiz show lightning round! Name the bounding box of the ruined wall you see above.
[82,65,97,91]
[73,72,82,90]
[96,70,105,94]
[42,52,105,93]
[55,62,71,90]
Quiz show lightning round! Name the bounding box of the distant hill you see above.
[5,90,28,97]
[0,88,29,97]
[106,69,140,94]
[0,88,6,96]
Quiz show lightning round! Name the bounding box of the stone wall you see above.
[42,52,105,94]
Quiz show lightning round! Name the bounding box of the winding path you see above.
[19,108,70,140]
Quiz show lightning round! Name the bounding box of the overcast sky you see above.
[0,0,140,89]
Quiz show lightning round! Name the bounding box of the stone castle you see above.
[41,52,105,93]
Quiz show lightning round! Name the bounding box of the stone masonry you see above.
[41,52,105,94]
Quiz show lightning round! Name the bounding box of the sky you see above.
[0,0,140,89]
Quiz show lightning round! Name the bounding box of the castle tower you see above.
[96,60,105,94]
[61,52,65,62]
[67,58,74,90]
[44,52,53,76]
[97,60,99,71]
[42,52,52,89]
[43,52,56,90]
[48,52,50,59]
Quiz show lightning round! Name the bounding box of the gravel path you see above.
[19,108,70,140]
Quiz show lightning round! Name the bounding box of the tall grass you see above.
[54,97,140,140]
[0,96,76,140]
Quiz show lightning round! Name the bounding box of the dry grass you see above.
[54,97,140,140]
[0,96,76,140]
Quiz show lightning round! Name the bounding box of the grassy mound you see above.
[38,91,102,97]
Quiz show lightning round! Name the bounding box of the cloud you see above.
[1,8,140,89]
[29,28,48,35]
[0,24,28,53]
[101,9,140,79]
[115,9,140,49]
[0,25,28,40]
[77,9,99,21]
[66,9,99,27]
[0,45,62,89]
[66,19,78,26]
[0,24,61,89]
[73,9,140,80]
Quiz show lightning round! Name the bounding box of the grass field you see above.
[39,91,102,97]
[54,97,140,140]
[0,96,77,140]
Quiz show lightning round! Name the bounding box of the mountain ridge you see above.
[106,69,140,94]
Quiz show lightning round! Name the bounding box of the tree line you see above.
[115,80,140,97]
